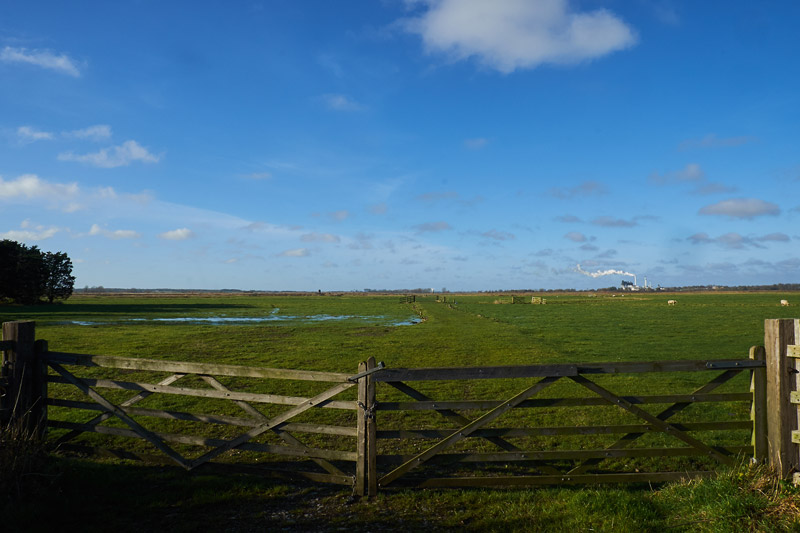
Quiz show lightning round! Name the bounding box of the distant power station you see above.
[620,276,660,291]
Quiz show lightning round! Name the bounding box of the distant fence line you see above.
[2,319,800,497]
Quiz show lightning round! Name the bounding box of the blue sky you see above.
[1,1,799,291]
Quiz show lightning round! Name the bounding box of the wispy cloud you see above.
[698,198,780,219]
[464,137,488,150]
[279,248,310,257]
[414,221,452,233]
[329,210,350,222]
[401,0,637,73]
[241,172,272,180]
[416,191,460,202]
[687,231,790,249]
[63,125,112,141]
[481,229,514,241]
[300,232,340,243]
[369,202,388,215]
[591,216,637,228]
[678,134,757,151]
[321,93,365,111]
[1,219,63,242]
[564,231,588,242]
[549,181,608,199]
[17,126,54,142]
[648,163,704,185]
[159,228,195,240]
[58,140,161,168]
[0,174,78,200]
[0,46,82,76]
[89,223,140,239]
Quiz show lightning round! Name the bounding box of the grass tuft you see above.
[0,421,56,505]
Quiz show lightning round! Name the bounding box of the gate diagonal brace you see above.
[199,375,347,478]
[379,376,562,487]
[55,373,187,447]
[48,362,191,470]
[387,381,562,476]
[568,369,741,475]
[568,374,735,470]
[188,380,355,470]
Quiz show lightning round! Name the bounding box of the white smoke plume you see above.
[576,264,635,279]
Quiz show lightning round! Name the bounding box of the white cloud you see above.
[649,163,705,185]
[89,224,141,239]
[481,229,514,241]
[1,220,60,241]
[592,216,637,228]
[321,93,365,111]
[402,0,637,73]
[58,140,161,168]
[63,125,112,141]
[279,248,310,257]
[757,233,790,243]
[414,221,452,233]
[0,46,82,77]
[159,228,195,240]
[300,232,340,243]
[0,174,78,200]
[698,198,780,219]
[17,126,54,142]
[564,231,587,242]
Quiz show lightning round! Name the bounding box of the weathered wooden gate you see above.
[362,356,764,493]
[5,319,800,497]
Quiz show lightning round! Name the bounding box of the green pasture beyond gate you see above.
[4,292,795,465]
[4,291,800,530]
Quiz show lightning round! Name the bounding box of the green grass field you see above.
[3,292,800,532]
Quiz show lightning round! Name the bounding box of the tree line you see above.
[0,240,75,304]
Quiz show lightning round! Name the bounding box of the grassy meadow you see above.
[3,291,800,532]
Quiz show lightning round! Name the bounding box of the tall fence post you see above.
[355,356,377,497]
[764,318,800,478]
[1,321,47,436]
[750,345,767,463]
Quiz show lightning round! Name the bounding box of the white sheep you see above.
[667,300,677,306]
[781,299,789,307]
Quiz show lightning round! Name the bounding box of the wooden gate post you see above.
[355,357,377,497]
[764,319,800,478]
[1,321,47,436]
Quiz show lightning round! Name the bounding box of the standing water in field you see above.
[48,311,422,327]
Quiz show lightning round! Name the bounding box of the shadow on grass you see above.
[3,456,448,533]
[6,454,799,532]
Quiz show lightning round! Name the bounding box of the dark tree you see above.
[0,240,75,304]
[42,251,75,303]
[0,240,45,304]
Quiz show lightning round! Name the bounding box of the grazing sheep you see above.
[667,300,677,306]
[781,299,789,307]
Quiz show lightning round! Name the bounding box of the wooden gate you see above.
[362,356,765,493]
[3,320,790,497]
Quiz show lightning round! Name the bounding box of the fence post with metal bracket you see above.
[353,357,382,497]
[764,318,800,479]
